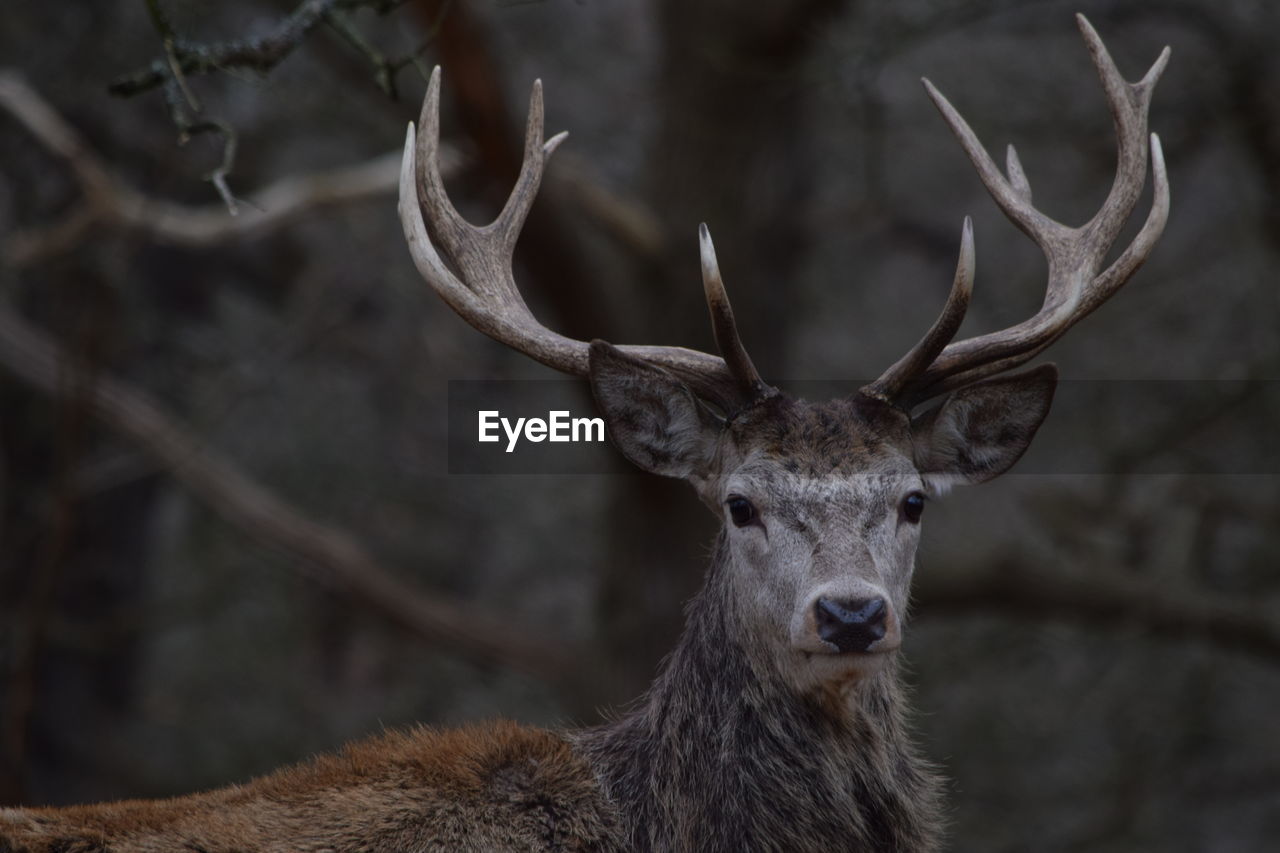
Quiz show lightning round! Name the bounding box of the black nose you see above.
[814,596,888,653]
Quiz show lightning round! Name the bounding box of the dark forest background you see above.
[1,1,1278,850]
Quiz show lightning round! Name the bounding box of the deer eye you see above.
[726,496,756,527]
[901,492,926,525]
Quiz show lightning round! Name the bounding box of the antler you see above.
[398,67,774,413]
[863,14,1171,408]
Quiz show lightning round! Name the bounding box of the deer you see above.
[0,15,1168,853]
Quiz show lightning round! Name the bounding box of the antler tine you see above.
[1091,132,1169,303]
[398,69,761,413]
[1075,13,1170,250]
[399,115,483,325]
[1006,145,1031,204]
[921,78,1062,247]
[866,17,1170,409]
[699,224,774,400]
[496,79,568,255]
[413,67,473,264]
[862,217,974,403]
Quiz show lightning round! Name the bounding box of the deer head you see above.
[398,14,1168,696]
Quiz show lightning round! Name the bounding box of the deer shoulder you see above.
[0,722,620,852]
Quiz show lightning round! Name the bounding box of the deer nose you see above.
[814,596,888,653]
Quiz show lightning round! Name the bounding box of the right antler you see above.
[398,68,774,413]
[863,14,1171,409]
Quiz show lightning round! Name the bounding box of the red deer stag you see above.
[1,15,1168,853]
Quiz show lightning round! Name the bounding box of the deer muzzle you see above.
[814,596,889,654]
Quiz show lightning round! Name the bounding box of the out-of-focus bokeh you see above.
[1,1,1277,849]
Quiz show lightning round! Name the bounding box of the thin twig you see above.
[323,0,451,99]
[183,119,240,214]
[146,0,200,114]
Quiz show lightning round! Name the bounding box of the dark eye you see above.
[901,492,926,525]
[726,496,756,527]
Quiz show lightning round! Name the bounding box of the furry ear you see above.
[911,364,1057,494]
[588,340,722,481]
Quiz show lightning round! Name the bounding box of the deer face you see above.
[589,341,1055,695]
[708,397,922,690]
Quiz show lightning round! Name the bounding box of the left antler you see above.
[863,14,1170,408]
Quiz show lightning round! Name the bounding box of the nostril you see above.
[813,597,849,634]
[861,597,887,630]
[814,596,889,654]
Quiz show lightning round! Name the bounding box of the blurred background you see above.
[1,1,1277,850]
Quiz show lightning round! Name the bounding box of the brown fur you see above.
[0,722,620,852]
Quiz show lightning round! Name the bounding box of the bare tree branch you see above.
[111,0,341,98]
[3,67,666,287]
[111,1,425,99]
[915,557,1280,664]
[109,1,439,208]
[0,70,460,264]
[0,303,571,679]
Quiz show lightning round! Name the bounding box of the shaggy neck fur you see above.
[574,534,943,852]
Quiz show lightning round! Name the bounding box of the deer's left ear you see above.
[588,340,723,481]
[911,364,1057,493]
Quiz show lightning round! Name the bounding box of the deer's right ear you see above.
[588,340,722,480]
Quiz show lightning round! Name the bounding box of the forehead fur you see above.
[725,394,911,477]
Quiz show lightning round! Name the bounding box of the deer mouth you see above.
[811,636,901,659]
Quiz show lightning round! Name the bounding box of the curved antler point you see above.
[1005,144,1032,202]
[699,227,721,287]
[1141,46,1172,89]
[1149,133,1169,194]
[398,125,416,193]
[695,229,768,399]
[698,222,715,250]
[543,131,568,156]
[956,218,975,293]
[422,66,443,140]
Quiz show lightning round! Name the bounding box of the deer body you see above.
[1,17,1169,853]
[1,722,619,852]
